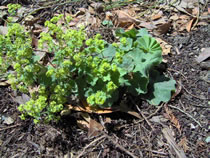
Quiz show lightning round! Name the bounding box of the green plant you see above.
[7,3,21,16]
[102,20,113,27]
[0,14,176,123]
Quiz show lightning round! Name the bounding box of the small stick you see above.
[76,135,106,158]
[168,104,202,127]
[104,133,139,158]
[182,85,207,100]
[0,124,21,132]
[167,68,187,80]
[136,105,155,130]
[135,103,164,124]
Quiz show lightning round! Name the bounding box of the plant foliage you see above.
[0,14,176,123]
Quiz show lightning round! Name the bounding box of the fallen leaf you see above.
[32,35,39,48]
[105,117,111,123]
[164,105,181,133]
[178,137,189,152]
[88,119,104,137]
[69,17,82,27]
[112,10,140,28]
[0,80,9,86]
[196,47,210,63]
[139,21,156,30]
[33,24,44,36]
[90,3,104,13]
[151,10,163,20]
[170,14,179,21]
[156,38,172,55]
[192,7,199,16]
[153,17,168,26]
[126,23,135,31]
[155,22,172,35]
[66,102,118,114]
[186,19,195,32]
[150,115,168,123]
[0,6,8,9]
[119,103,142,119]
[77,120,89,130]
[197,21,208,26]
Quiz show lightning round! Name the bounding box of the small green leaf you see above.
[142,70,176,105]
[119,38,133,51]
[127,72,149,95]
[136,28,149,37]
[102,20,113,27]
[102,44,116,61]
[116,28,138,39]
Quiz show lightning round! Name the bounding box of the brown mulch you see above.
[0,1,209,158]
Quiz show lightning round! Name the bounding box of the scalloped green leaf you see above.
[135,35,162,55]
[101,44,116,61]
[136,28,149,37]
[142,70,176,105]
[115,28,139,39]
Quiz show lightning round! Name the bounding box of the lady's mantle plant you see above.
[0,14,176,123]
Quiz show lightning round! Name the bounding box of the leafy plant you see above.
[0,14,176,123]
[7,3,21,16]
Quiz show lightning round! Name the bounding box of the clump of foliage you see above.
[7,3,21,15]
[0,14,176,123]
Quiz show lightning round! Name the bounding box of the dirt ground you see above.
[0,0,209,158]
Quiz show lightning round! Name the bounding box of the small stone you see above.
[190,123,196,129]
[205,136,210,143]
[3,116,14,125]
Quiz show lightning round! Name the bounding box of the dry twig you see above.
[0,123,21,132]
[168,104,202,127]
[136,104,155,130]
[76,135,106,158]
[103,132,139,158]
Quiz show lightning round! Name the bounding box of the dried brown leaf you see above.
[151,11,163,20]
[0,81,9,86]
[164,105,181,133]
[170,14,179,21]
[156,38,172,55]
[77,120,89,130]
[186,19,194,32]
[139,21,156,30]
[126,23,135,31]
[178,137,189,152]
[66,100,118,114]
[0,6,8,9]
[105,117,111,124]
[88,119,104,137]
[112,10,139,28]
[155,22,171,35]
